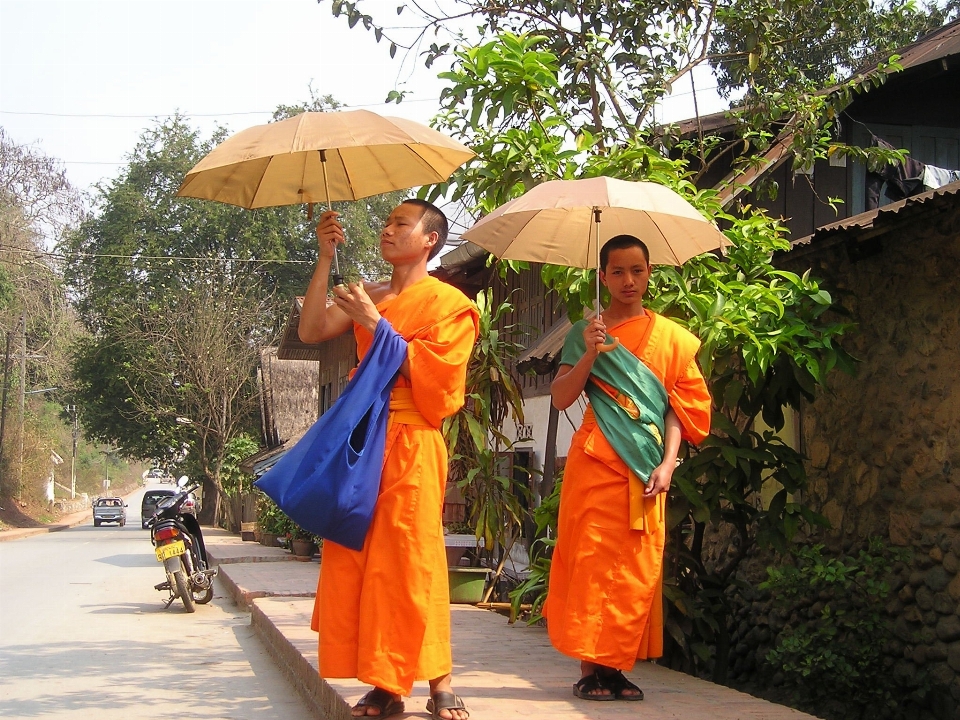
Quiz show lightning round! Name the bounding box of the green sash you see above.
[560,318,669,484]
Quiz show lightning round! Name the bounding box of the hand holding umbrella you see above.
[316,210,346,287]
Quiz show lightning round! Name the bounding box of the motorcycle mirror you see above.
[177,475,189,488]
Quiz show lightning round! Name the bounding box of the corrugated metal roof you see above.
[789,178,960,252]
[277,297,325,361]
[516,310,605,376]
[675,19,960,140]
[876,18,960,72]
[516,315,573,375]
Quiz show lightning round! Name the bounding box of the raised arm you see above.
[298,211,354,344]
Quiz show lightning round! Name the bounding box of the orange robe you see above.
[311,276,479,695]
[544,310,711,669]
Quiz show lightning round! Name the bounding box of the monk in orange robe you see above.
[299,199,478,720]
[545,233,711,701]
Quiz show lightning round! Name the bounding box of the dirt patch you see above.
[0,496,64,529]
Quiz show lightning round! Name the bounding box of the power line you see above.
[0,97,443,120]
[0,244,315,265]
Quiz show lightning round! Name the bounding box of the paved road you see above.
[0,486,314,720]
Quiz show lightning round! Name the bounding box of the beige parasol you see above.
[460,176,726,268]
[461,176,727,352]
[177,109,475,209]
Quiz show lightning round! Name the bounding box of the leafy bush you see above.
[255,489,295,536]
[508,470,563,623]
[761,540,921,717]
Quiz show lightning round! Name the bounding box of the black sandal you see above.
[572,670,616,701]
[603,669,644,701]
[426,691,469,719]
[352,687,405,718]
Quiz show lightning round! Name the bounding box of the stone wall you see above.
[727,202,960,716]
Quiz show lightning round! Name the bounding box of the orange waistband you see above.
[388,387,429,427]
[582,404,597,427]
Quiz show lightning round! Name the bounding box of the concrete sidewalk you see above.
[206,529,821,720]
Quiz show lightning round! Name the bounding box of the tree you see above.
[0,129,85,500]
[320,0,956,194]
[61,106,402,524]
[129,280,271,528]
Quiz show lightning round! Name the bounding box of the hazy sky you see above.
[0,0,725,196]
[0,0,451,193]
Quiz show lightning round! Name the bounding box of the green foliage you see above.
[255,489,296,536]
[220,434,259,497]
[710,1,949,97]
[444,289,530,552]
[761,541,922,717]
[322,0,954,194]
[0,264,13,311]
[508,471,562,623]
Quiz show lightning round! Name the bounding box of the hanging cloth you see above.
[255,318,408,551]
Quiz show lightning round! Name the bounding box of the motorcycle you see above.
[148,476,217,612]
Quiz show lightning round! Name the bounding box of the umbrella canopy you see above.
[460,176,726,268]
[176,109,475,209]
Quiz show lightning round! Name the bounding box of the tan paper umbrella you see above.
[177,109,475,281]
[460,176,726,268]
[177,109,475,209]
[461,176,727,352]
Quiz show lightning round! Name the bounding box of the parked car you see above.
[141,488,177,528]
[143,467,175,484]
[93,497,127,527]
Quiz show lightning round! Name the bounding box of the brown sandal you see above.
[426,691,469,719]
[352,687,404,717]
[573,670,616,701]
[603,669,644,701]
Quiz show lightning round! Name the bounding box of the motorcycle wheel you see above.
[173,567,196,613]
[194,585,214,604]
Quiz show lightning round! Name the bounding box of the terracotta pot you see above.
[291,538,317,559]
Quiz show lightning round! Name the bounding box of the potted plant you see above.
[290,525,319,561]
[256,491,291,547]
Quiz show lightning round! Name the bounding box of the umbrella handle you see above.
[596,337,620,353]
[320,149,346,288]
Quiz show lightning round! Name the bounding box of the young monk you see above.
[298,199,478,720]
[544,233,712,701]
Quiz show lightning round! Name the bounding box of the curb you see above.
[250,602,351,720]
[215,561,317,610]
[208,550,295,566]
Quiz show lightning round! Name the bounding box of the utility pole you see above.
[68,405,78,499]
[18,314,25,500]
[0,328,13,496]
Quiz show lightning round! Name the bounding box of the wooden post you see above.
[0,329,13,495]
[541,398,560,501]
[18,314,25,499]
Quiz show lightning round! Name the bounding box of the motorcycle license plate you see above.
[155,540,185,562]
